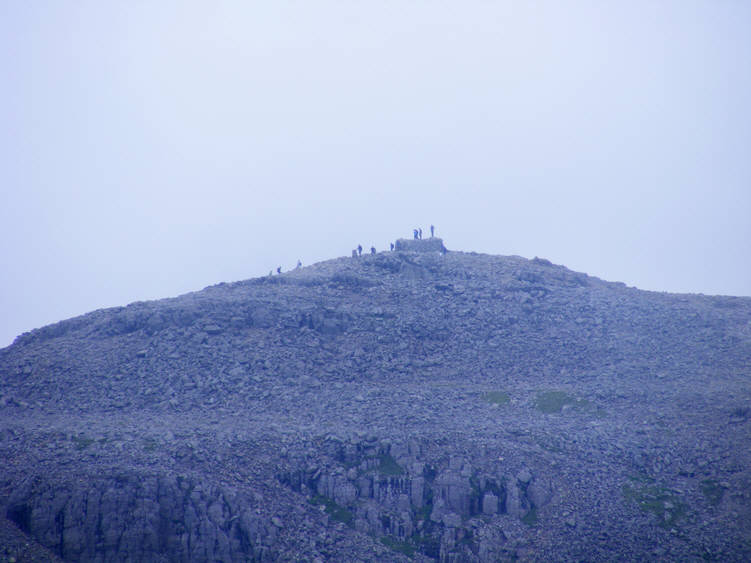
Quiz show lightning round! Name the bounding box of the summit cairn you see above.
[394,237,447,253]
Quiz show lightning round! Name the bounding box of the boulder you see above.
[527,478,553,508]
[482,492,499,515]
[394,238,446,253]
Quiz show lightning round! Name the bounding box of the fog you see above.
[1,1,750,347]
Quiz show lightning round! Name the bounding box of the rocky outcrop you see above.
[278,436,556,561]
[6,474,275,562]
[394,238,446,253]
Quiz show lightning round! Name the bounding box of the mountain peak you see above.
[1,245,750,561]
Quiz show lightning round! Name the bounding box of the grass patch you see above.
[622,480,686,529]
[142,437,158,452]
[627,473,654,485]
[380,536,415,557]
[521,507,538,526]
[535,436,565,454]
[309,495,354,527]
[71,434,95,450]
[484,391,510,406]
[415,502,432,522]
[700,479,724,506]
[378,453,405,476]
[535,391,589,414]
[593,406,608,419]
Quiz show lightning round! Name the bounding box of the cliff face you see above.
[1,247,750,562]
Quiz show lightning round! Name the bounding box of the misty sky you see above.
[1,1,750,348]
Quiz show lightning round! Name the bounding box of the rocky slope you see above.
[1,239,750,562]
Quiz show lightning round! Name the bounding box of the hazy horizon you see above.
[2,1,750,348]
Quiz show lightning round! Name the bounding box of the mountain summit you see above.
[1,243,750,561]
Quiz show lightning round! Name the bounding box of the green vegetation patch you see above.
[534,435,565,454]
[622,478,686,529]
[415,502,432,522]
[700,479,724,506]
[521,507,538,526]
[380,536,415,557]
[71,434,95,450]
[142,437,158,452]
[309,495,354,527]
[378,453,405,476]
[535,390,589,414]
[484,391,510,406]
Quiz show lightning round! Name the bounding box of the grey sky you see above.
[1,1,750,348]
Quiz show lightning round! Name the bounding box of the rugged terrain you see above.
[1,239,750,562]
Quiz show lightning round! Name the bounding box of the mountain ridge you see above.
[1,243,750,561]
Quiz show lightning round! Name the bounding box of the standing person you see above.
[419,228,423,239]
[357,244,363,256]
[390,242,395,251]
[430,225,435,238]
[413,229,418,240]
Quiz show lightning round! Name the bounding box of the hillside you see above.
[1,240,750,562]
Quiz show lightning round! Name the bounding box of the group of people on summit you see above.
[352,244,377,257]
[273,226,438,274]
[352,225,436,258]
[412,225,435,240]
